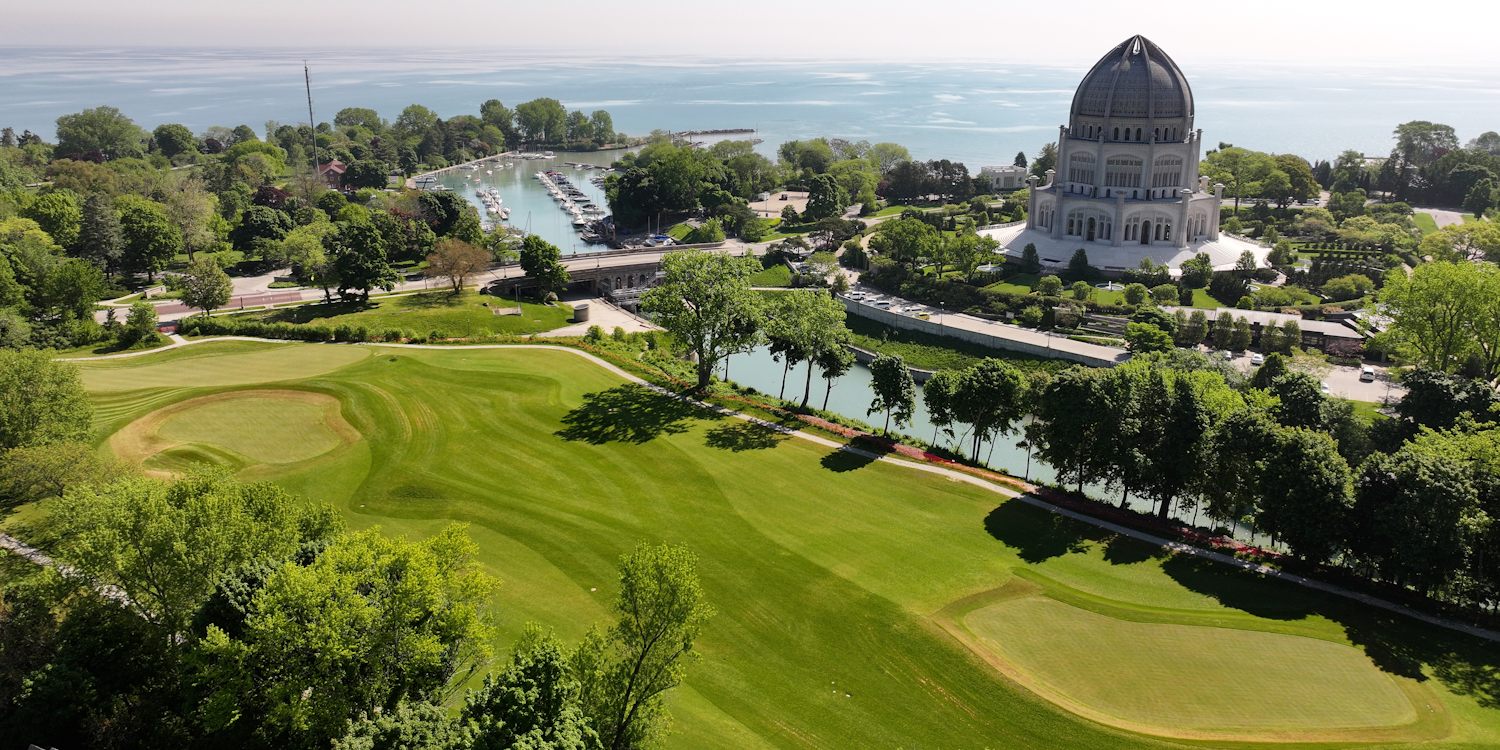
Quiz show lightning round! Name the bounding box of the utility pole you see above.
[304,62,319,179]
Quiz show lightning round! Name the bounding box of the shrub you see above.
[586,325,604,342]
[612,326,626,341]
[1036,275,1063,296]
[1019,306,1044,327]
[1122,283,1149,306]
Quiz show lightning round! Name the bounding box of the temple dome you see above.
[1070,36,1192,121]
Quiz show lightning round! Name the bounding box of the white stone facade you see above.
[1025,36,1224,252]
[981,165,1029,191]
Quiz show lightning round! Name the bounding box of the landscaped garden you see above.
[215,290,573,338]
[66,339,1500,749]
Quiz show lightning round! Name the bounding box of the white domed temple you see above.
[984,36,1268,274]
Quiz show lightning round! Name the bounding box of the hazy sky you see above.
[6,0,1496,67]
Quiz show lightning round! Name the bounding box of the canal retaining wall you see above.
[842,300,1121,369]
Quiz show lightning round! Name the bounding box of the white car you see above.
[1250,353,1265,365]
[1320,381,1331,394]
[1220,350,1233,361]
[873,300,892,308]
[846,292,866,301]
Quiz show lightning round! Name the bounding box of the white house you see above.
[981,165,1029,191]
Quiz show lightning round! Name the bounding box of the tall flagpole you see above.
[304,62,318,176]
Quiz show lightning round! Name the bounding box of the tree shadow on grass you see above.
[820,447,879,473]
[1160,553,1500,703]
[1102,533,1160,566]
[554,384,705,445]
[704,421,788,452]
[984,501,1092,564]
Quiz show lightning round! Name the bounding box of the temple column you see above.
[1114,193,1125,247]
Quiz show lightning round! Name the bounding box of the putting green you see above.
[964,596,1416,738]
[82,342,1500,749]
[111,390,359,474]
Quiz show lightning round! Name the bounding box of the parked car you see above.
[1220,350,1233,360]
[846,292,866,300]
[1320,381,1331,394]
[873,300,892,308]
[1250,353,1265,365]
[1360,366,1376,382]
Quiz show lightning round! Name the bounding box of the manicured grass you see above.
[1463,213,1480,223]
[666,222,693,240]
[221,290,573,337]
[1413,213,1440,234]
[748,264,792,287]
[966,596,1412,734]
[48,335,172,359]
[77,342,1500,748]
[157,393,346,464]
[986,273,1040,294]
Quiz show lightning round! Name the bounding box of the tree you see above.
[1124,322,1174,353]
[1066,247,1093,279]
[1036,275,1064,297]
[53,469,342,636]
[394,104,439,141]
[194,525,493,748]
[1322,273,1375,302]
[1122,282,1148,305]
[641,249,764,389]
[164,178,220,260]
[0,440,134,512]
[180,256,233,315]
[1019,243,1041,274]
[345,159,390,190]
[867,218,938,267]
[519,234,571,297]
[462,624,595,750]
[1013,151,1028,168]
[75,193,123,272]
[54,106,145,159]
[1419,222,1500,264]
[868,353,916,436]
[1377,261,1488,373]
[867,142,911,173]
[1355,446,1486,593]
[116,197,181,279]
[335,701,473,750]
[947,359,1028,461]
[1179,252,1213,288]
[683,218,726,244]
[814,343,856,411]
[1200,147,1275,212]
[21,191,82,248]
[515,99,568,143]
[1464,178,1495,217]
[1257,427,1354,561]
[427,238,491,294]
[1392,368,1500,431]
[1149,284,1179,304]
[804,174,849,221]
[1029,366,1121,494]
[1229,315,1253,351]
[0,349,91,450]
[573,543,713,750]
[326,221,400,301]
[152,123,197,158]
[1030,142,1058,180]
[1070,280,1093,301]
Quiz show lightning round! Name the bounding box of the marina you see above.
[416,149,625,254]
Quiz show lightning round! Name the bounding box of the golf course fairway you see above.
[77,340,1500,749]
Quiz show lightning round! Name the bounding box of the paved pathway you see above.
[1415,207,1466,228]
[38,335,1499,642]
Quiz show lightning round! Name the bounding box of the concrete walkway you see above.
[39,335,1500,643]
[1415,207,1467,229]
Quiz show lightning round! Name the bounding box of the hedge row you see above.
[178,316,406,343]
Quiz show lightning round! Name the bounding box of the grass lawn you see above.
[1414,213,1440,234]
[68,343,1500,748]
[666,222,693,241]
[1463,213,1480,223]
[748,263,792,287]
[49,335,173,359]
[986,273,1040,294]
[221,290,573,337]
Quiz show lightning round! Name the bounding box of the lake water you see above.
[724,344,1057,484]
[5,48,1499,170]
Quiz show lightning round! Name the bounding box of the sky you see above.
[5,0,1497,67]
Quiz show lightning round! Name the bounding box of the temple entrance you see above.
[1140,220,1151,244]
[1087,217,1096,241]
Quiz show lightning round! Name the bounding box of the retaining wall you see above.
[842,300,1122,368]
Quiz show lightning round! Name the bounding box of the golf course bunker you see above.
[112,390,359,472]
[964,596,1421,741]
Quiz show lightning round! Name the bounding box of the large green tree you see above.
[803,173,849,221]
[180,256,233,315]
[519,234,571,296]
[0,349,92,450]
[573,543,713,750]
[21,191,82,249]
[641,249,764,389]
[326,221,399,301]
[1257,427,1354,561]
[54,106,146,159]
[117,196,182,280]
[868,352,916,436]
